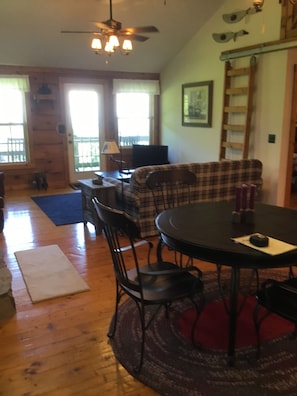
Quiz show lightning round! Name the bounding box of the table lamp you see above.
[101,140,125,209]
[101,140,125,172]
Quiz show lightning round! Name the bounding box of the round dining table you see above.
[155,201,297,365]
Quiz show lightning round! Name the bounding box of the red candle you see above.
[235,186,241,212]
[242,184,248,210]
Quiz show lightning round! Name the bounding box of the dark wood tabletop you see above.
[156,201,297,269]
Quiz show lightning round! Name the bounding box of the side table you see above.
[79,179,116,235]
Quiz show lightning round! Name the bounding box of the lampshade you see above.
[109,35,120,48]
[91,37,102,51]
[102,141,120,155]
[122,39,133,52]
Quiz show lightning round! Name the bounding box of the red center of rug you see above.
[178,295,294,350]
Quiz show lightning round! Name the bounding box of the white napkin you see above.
[232,234,297,255]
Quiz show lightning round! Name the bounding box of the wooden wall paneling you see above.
[33,130,65,145]
[31,145,65,183]
[3,168,36,191]
[31,114,60,131]
[31,98,60,115]
[0,65,160,191]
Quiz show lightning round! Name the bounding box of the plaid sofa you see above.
[105,159,263,237]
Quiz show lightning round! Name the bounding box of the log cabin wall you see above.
[0,65,159,191]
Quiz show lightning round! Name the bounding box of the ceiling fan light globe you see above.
[91,38,102,50]
[109,35,120,47]
[122,39,133,53]
[105,41,115,53]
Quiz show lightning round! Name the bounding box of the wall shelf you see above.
[32,94,56,104]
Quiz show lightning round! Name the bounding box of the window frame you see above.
[113,79,160,148]
[116,92,156,147]
[0,76,31,167]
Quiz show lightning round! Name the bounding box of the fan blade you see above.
[61,30,101,34]
[94,22,113,31]
[120,26,159,34]
[119,33,149,42]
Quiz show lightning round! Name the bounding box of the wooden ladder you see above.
[219,56,257,160]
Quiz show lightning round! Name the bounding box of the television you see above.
[132,144,169,168]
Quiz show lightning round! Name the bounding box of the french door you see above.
[63,83,104,183]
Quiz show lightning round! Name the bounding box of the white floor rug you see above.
[15,245,90,303]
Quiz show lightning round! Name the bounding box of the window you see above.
[113,79,160,147]
[0,76,29,164]
[116,93,151,146]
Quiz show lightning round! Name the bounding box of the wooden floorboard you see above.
[0,187,215,395]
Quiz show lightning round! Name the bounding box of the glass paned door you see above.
[64,83,104,183]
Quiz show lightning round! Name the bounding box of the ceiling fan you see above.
[61,0,159,55]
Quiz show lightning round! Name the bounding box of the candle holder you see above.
[244,209,255,224]
[232,211,242,223]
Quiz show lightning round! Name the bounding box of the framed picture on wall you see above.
[182,80,213,127]
[280,0,297,39]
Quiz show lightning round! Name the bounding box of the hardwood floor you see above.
[0,187,214,395]
[4,188,295,395]
[0,188,163,396]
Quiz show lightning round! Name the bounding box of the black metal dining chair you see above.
[92,196,204,372]
[253,277,297,358]
[146,168,197,264]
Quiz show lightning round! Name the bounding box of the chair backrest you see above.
[146,169,196,214]
[92,197,143,294]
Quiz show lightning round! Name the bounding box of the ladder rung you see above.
[222,142,244,150]
[224,106,247,113]
[220,58,256,160]
[227,67,250,77]
[223,124,245,132]
[226,87,249,95]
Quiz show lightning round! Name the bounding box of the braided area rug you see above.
[109,270,297,396]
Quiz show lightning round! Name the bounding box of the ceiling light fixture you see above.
[91,35,133,56]
[62,0,158,60]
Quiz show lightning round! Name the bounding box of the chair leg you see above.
[190,294,205,348]
[133,302,164,372]
[156,237,164,262]
[108,283,121,338]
